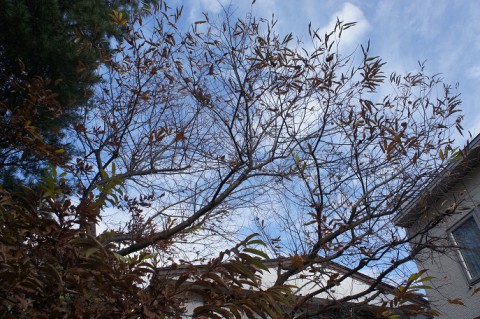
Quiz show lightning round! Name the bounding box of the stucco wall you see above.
[408,165,480,319]
[178,264,426,318]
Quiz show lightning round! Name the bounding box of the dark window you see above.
[451,212,480,282]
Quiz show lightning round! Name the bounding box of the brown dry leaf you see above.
[447,298,466,306]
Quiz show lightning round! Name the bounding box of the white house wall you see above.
[408,164,480,319]
[180,264,405,318]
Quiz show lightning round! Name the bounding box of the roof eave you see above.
[395,134,480,228]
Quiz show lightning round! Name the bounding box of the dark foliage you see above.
[0,0,152,187]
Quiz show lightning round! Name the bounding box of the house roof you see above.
[394,133,480,227]
[156,256,430,308]
[158,257,393,289]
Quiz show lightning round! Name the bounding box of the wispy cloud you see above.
[176,0,480,138]
[185,0,231,21]
[467,65,480,79]
[316,2,370,48]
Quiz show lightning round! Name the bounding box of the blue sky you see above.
[178,0,480,145]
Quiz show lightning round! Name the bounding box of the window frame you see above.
[449,208,480,285]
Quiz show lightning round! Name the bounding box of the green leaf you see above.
[243,248,270,260]
[100,168,109,179]
[417,276,435,283]
[85,247,99,258]
[113,252,127,262]
[246,239,266,247]
[409,285,432,290]
[407,269,427,283]
[243,233,260,243]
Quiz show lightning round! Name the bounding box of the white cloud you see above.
[184,0,277,23]
[317,2,370,48]
[467,65,480,79]
[197,0,229,13]
[185,0,231,22]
